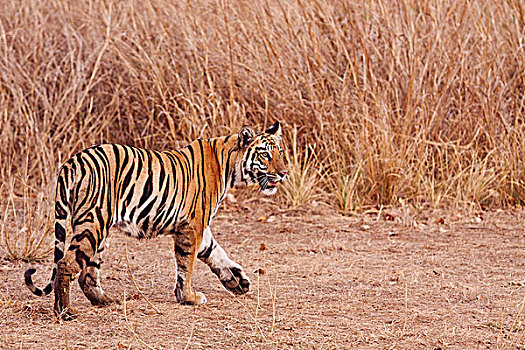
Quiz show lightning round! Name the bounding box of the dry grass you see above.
[0,160,53,262]
[1,0,524,214]
[280,125,322,208]
[0,1,524,346]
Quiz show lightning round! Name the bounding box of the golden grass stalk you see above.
[0,0,524,258]
[280,125,322,208]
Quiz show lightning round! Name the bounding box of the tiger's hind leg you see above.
[78,244,117,307]
[55,220,107,320]
[198,227,250,295]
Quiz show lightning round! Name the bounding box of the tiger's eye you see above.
[261,152,271,160]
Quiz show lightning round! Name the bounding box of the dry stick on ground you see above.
[498,305,506,347]
[510,297,525,346]
[254,268,262,338]
[227,269,267,341]
[65,330,70,350]
[124,243,163,315]
[266,272,277,337]
[402,281,408,334]
[122,292,157,350]
[499,297,525,349]
[183,309,197,350]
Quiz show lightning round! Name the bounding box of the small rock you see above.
[226,193,237,203]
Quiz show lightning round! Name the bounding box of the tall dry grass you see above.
[1,0,525,257]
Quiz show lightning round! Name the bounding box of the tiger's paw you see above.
[90,295,120,307]
[216,266,251,295]
[178,291,207,305]
[54,306,79,321]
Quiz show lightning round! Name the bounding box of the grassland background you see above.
[1,2,524,347]
[1,0,525,216]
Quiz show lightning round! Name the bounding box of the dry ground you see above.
[0,198,524,349]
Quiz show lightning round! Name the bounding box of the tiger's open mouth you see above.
[257,173,281,192]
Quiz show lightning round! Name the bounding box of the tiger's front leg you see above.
[198,227,250,295]
[173,226,207,305]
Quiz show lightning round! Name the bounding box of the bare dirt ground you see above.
[1,196,524,349]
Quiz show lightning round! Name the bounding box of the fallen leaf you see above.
[260,242,267,251]
[257,216,268,222]
[436,217,445,225]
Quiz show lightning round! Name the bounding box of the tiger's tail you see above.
[25,164,72,297]
[24,268,54,296]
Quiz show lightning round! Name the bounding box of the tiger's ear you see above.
[265,121,281,139]
[238,126,255,149]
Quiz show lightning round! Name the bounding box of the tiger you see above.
[24,122,287,320]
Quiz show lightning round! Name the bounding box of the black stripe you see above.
[137,197,156,223]
[93,146,113,221]
[138,170,153,207]
[54,247,64,263]
[87,261,101,269]
[197,239,215,260]
[43,283,53,295]
[95,206,107,239]
[55,222,66,242]
[72,229,97,253]
[171,152,188,223]
[151,174,171,232]
[75,249,90,269]
[135,149,144,179]
[119,149,134,201]
[230,169,236,188]
[153,151,166,186]
[174,244,191,257]
[129,207,137,221]
[57,175,68,209]
[55,201,67,220]
[198,140,208,227]
[74,211,94,227]
[112,144,121,173]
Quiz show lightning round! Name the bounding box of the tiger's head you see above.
[237,122,287,195]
